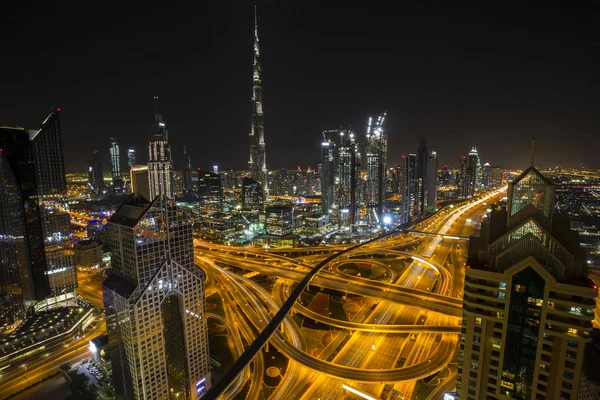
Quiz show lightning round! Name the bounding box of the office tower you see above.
[242,176,264,210]
[88,150,104,194]
[439,165,452,186]
[365,113,388,225]
[386,165,400,195]
[458,155,467,197]
[0,127,50,322]
[415,134,428,214]
[337,129,360,229]
[248,8,268,195]
[465,146,480,197]
[458,151,595,400]
[489,166,503,187]
[265,206,294,235]
[426,151,438,212]
[481,162,491,188]
[148,97,174,200]
[198,169,222,209]
[29,109,77,295]
[182,145,193,198]
[110,137,123,190]
[130,164,150,201]
[400,153,417,223]
[127,148,136,168]
[103,195,211,400]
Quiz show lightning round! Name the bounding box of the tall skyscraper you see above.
[400,153,417,222]
[110,137,123,190]
[29,109,77,295]
[242,176,264,210]
[415,135,428,214]
[148,97,174,200]
[458,155,467,197]
[337,129,360,229]
[426,150,438,212]
[248,8,268,196]
[466,146,480,197]
[127,148,136,168]
[88,150,104,194]
[103,195,211,400]
[0,127,50,322]
[458,150,595,399]
[198,169,222,209]
[365,113,388,225]
[182,145,193,198]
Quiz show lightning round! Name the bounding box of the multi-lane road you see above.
[200,189,504,399]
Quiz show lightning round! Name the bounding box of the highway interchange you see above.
[200,189,503,400]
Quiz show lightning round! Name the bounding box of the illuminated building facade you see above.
[458,161,596,400]
[198,169,222,209]
[103,195,211,400]
[182,145,194,198]
[365,112,387,225]
[248,9,268,195]
[400,153,417,222]
[465,146,480,197]
[458,155,467,197]
[427,151,438,212]
[88,149,104,194]
[0,126,49,322]
[415,135,428,214]
[130,164,150,200]
[148,97,174,200]
[127,148,136,168]
[337,129,360,229]
[29,109,77,296]
[242,176,264,210]
[110,137,123,190]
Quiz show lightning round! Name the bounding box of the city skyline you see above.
[1,3,598,172]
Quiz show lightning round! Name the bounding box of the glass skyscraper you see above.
[103,196,211,400]
[29,109,77,296]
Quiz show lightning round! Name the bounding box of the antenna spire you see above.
[530,137,535,167]
[153,96,160,115]
[254,5,258,38]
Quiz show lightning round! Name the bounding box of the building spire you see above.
[153,96,159,116]
[254,5,258,38]
[530,137,535,168]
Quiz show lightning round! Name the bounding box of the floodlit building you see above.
[110,137,123,190]
[148,97,174,200]
[427,151,439,212]
[248,9,268,195]
[103,195,211,399]
[458,154,596,400]
[415,135,428,214]
[130,164,150,201]
[400,153,417,223]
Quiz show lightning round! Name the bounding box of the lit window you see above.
[475,317,482,325]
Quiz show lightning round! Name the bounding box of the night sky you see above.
[1,2,598,172]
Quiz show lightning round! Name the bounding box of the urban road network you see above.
[199,189,503,400]
[0,190,501,400]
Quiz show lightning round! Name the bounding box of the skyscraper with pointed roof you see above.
[248,7,268,196]
[457,140,596,400]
